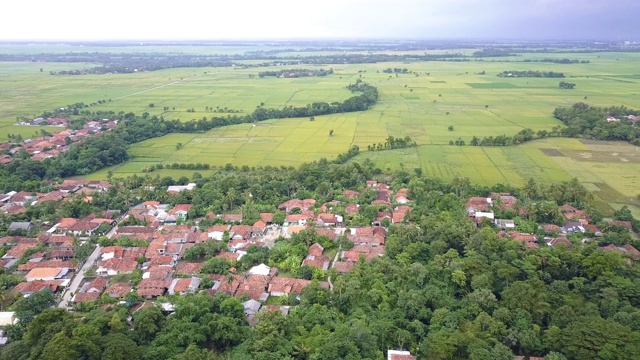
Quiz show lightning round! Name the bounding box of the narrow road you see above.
[58,226,117,308]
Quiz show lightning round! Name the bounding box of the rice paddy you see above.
[1,46,640,213]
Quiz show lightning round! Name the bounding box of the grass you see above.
[1,47,640,213]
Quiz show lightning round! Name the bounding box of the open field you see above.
[357,138,640,214]
[1,47,640,213]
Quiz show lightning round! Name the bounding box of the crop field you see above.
[1,47,640,212]
[358,138,640,214]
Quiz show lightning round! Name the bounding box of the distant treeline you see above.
[32,52,470,74]
[498,71,565,78]
[473,49,515,57]
[148,163,211,171]
[258,68,333,78]
[521,58,590,64]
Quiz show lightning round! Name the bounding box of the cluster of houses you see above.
[1,179,112,216]
[3,175,638,341]
[0,118,116,164]
[0,178,413,326]
[606,113,639,123]
[465,192,639,258]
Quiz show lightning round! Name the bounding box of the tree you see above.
[101,333,143,360]
[448,125,454,131]
[176,142,183,150]
[133,305,165,344]
[329,129,334,136]
[39,332,80,360]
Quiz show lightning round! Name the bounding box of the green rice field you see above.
[1,47,640,212]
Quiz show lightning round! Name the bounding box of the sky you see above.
[2,0,638,41]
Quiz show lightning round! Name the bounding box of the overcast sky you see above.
[2,0,638,41]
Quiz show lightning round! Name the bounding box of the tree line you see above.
[497,71,565,78]
[257,68,333,78]
[367,136,417,151]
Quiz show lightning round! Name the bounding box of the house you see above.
[18,260,73,272]
[252,220,267,237]
[268,276,311,297]
[302,243,331,270]
[230,225,253,240]
[137,279,170,299]
[388,349,414,360]
[67,221,100,236]
[248,263,271,276]
[546,237,572,248]
[260,213,274,224]
[25,267,68,282]
[97,258,138,276]
[222,214,243,223]
[73,292,101,303]
[494,219,515,230]
[343,190,360,199]
[466,197,491,213]
[217,252,242,262]
[82,277,107,293]
[316,213,342,227]
[105,283,132,298]
[508,232,538,249]
[209,274,243,296]
[602,244,640,260]
[7,222,34,234]
[0,312,17,327]
[608,220,633,231]
[52,250,74,261]
[285,213,313,226]
[340,202,357,216]
[243,299,262,317]
[541,224,563,235]
[13,280,66,297]
[332,261,355,273]
[278,199,316,214]
[207,225,231,241]
[167,183,196,193]
[235,275,270,301]
[563,221,585,234]
[168,277,201,295]
[168,204,192,222]
[175,262,203,275]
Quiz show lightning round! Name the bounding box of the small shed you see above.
[8,222,34,234]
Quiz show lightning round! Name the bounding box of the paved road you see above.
[58,226,117,308]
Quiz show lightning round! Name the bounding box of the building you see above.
[7,222,34,234]
[388,350,414,360]
[25,267,68,282]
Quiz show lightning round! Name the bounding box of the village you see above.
[0,175,637,339]
[0,117,117,165]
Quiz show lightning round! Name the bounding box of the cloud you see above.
[1,0,638,40]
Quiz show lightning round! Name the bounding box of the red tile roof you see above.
[105,283,132,298]
[332,261,354,273]
[175,262,203,275]
[74,292,101,303]
[260,213,274,223]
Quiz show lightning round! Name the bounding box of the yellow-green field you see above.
[1,48,640,212]
[357,138,640,213]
